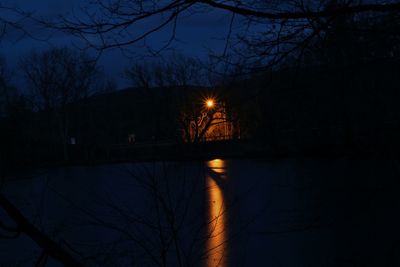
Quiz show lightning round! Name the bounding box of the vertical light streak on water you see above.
[206,159,228,267]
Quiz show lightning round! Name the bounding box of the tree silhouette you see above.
[52,0,400,70]
[20,47,99,160]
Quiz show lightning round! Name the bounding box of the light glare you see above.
[206,99,215,108]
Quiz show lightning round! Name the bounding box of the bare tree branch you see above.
[0,194,84,267]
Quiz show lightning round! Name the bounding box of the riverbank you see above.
[4,138,400,177]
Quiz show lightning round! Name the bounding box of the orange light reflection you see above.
[206,159,228,267]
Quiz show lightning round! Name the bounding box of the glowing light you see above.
[206,99,215,108]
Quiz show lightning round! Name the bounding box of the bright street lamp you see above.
[205,98,215,109]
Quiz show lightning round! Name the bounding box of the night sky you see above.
[1,0,232,90]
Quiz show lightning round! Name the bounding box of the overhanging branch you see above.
[0,194,84,267]
[196,1,400,19]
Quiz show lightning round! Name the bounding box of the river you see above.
[1,159,400,266]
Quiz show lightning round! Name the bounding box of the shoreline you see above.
[4,139,400,177]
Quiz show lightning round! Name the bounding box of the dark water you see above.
[2,159,400,266]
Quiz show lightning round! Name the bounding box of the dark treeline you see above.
[2,10,400,170]
[2,59,400,170]
[236,59,400,156]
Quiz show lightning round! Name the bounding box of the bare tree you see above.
[51,0,400,71]
[21,48,97,112]
[0,193,84,267]
[0,56,23,120]
[125,55,205,88]
[20,47,98,160]
[180,96,227,143]
[0,56,10,117]
[0,4,33,41]
[125,55,235,143]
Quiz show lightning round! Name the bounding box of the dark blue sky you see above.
[0,0,232,90]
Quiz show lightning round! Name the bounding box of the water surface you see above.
[2,159,400,266]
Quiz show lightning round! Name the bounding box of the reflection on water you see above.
[206,159,228,267]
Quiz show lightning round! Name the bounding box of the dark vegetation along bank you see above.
[2,58,400,172]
